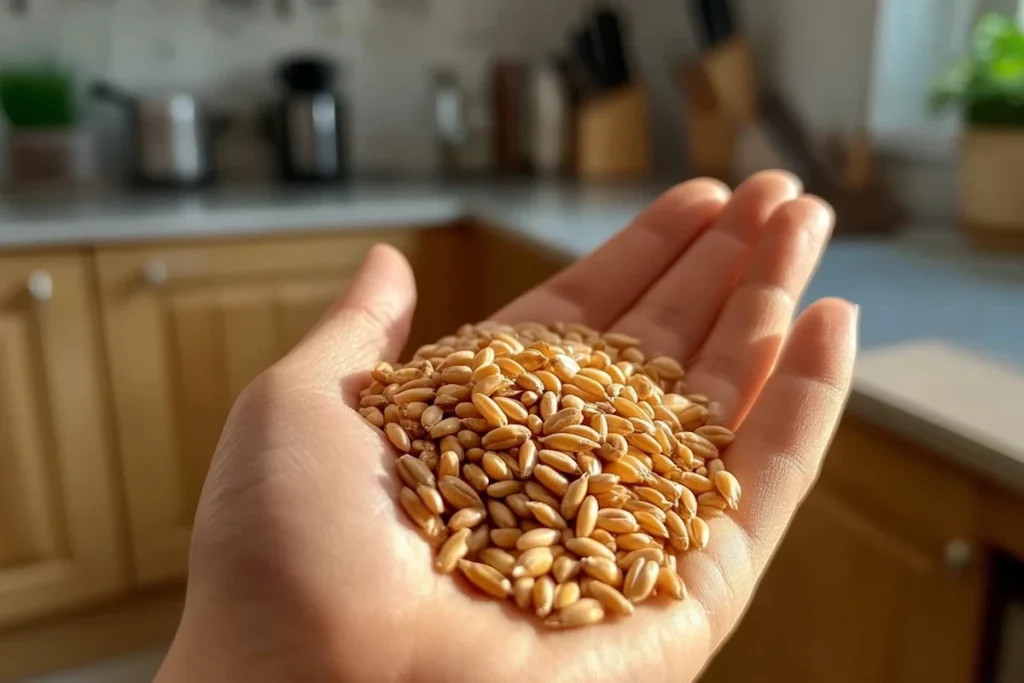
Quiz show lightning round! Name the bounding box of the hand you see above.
[156,171,857,683]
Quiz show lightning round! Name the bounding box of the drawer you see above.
[821,415,980,547]
[93,226,473,584]
[94,228,426,292]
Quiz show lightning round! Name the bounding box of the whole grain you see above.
[361,322,739,628]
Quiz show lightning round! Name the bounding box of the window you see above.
[867,0,1002,161]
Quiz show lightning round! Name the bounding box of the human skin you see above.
[155,170,857,683]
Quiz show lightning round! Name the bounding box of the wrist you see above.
[155,599,346,683]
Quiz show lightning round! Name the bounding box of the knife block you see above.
[575,84,651,180]
[699,38,758,125]
[678,61,734,180]
[677,37,758,178]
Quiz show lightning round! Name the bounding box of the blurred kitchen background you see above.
[1,1,1024,682]
[0,0,1012,223]
[0,0,699,188]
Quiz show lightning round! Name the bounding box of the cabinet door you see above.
[475,224,569,314]
[699,421,985,683]
[0,253,125,627]
[96,229,467,584]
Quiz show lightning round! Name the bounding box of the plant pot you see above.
[3,128,96,191]
[959,126,1024,249]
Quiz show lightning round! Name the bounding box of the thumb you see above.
[286,243,417,385]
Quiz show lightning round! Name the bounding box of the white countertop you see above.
[2,181,1022,490]
[0,182,659,256]
[853,341,1024,492]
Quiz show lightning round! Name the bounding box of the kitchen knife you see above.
[592,5,631,88]
[690,0,715,48]
[559,49,592,104]
[573,26,606,93]
[690,0,737,49]
[714,0,737,42]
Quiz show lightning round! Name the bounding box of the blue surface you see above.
[805,240,1024,368]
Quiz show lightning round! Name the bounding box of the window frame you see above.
[866,0,983,163]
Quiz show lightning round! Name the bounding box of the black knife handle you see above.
[592,8,631,89]
[692,0,715,48]
[692,0,735,48]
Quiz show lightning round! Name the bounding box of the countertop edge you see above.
[847,386,1024,496]
[0,197,469,249]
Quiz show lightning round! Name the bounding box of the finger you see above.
[610,170,802,360]
[684,195,835,426]
[286,243,417,383]
[729,297,858,555]
[493,178,730,328]
[677,298,858,640]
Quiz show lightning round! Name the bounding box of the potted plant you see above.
[932,12,1024,247]
[0,64,94,190]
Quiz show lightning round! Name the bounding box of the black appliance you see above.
[267,55,347,183]
[90,81,225,188]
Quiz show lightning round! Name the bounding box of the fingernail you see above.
[781,170,804,196]
[806,195,835,228]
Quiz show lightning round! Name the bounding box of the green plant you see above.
[0,65,76,130]
[932,13,1024,126]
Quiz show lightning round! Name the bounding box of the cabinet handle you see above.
[143,260,169,287]
[944,538,973,573]
[27,269,53,301]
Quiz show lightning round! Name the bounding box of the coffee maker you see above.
[267,55,347,183]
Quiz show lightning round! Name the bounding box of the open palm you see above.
[157,172,857,683]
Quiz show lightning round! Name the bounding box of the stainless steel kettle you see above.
[269,93,345,182]
[91,81,222,187]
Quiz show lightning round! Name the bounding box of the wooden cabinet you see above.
[95,228,470,584]
[475,224,568,314]
[0,221,1012,683]
[699,417,986,683]
[0,253,125,628]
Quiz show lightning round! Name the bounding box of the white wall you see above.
[984,0,1019,17]
[7,0,966,221]
[771,0,881,135]
[738,0,998,224]
[0,0,702,178]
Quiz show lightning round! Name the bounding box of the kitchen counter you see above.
[0,182,658,251]
[853,341,1024,494]
[2,181,1022,491]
